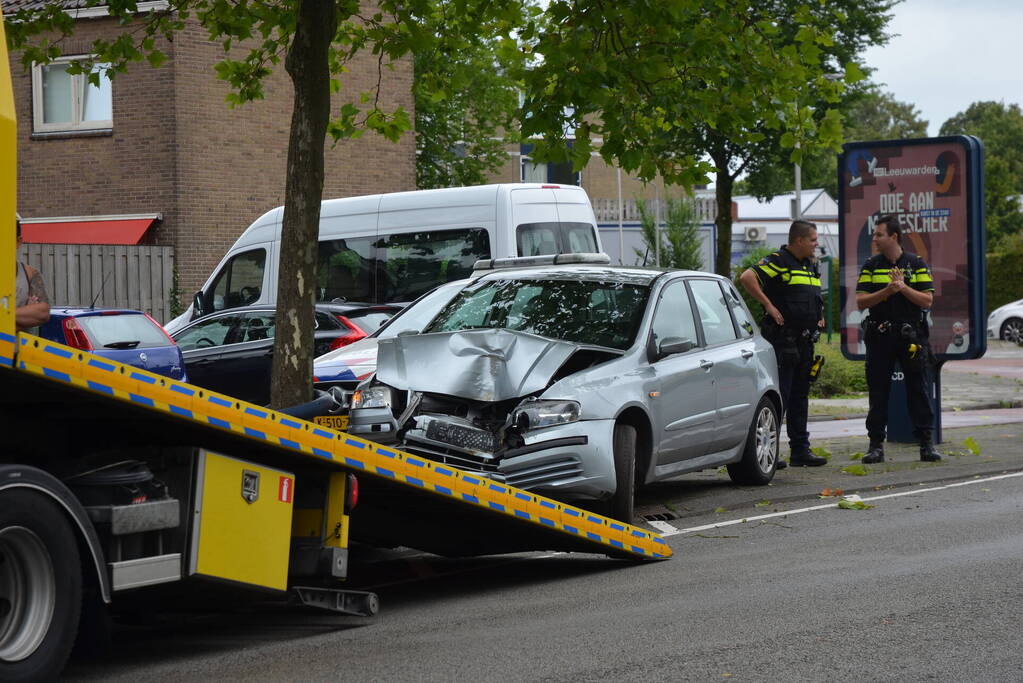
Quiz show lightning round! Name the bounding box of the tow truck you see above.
[0,13,670,681]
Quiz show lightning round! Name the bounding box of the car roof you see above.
[472,263,716,286]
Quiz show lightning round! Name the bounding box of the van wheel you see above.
[0,490,82,682]
[609,423,637,523]
[727,397,779,486]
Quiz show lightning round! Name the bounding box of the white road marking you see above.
[650,471,1023,538]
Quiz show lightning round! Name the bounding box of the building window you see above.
[519,143,581,185]
[32,57,112,133]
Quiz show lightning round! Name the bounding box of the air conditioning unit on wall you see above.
[744,225,765,242]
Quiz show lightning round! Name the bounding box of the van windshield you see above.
[317,228,490,303]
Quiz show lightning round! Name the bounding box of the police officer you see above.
[740,220,826,468]
[855,214,940,463]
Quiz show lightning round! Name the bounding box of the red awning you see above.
[22,218,156,245]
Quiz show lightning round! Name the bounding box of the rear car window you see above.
[344,311,395,335]
[77,314,172,349]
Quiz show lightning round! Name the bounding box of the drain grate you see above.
[643,512,679,522]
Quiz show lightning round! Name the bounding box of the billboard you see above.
[838,136,986,361]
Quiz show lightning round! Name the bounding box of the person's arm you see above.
[739,268,784,325]
[15,265,50,331]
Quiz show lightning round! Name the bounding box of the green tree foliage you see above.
[414,2,530,189]
[5,0,521,407]
[517,0,896,277]
[633,197,703,270]
[939,101,1023,248]
[746,85,929,200]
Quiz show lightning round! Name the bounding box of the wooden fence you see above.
[591,196,720,224]
[17,244,177,324]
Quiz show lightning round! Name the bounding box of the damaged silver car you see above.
[348,255,782,521]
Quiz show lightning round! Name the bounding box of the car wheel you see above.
[609,423,637,523]
[0,490,83,682]
[727,396,779,486]
[1000,317,1023,343]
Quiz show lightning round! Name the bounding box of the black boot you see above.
[776,457,788,470]
[790,449,826,467]
[920,441,942,462]
[862,442,885,464]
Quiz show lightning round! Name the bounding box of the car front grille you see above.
[503,457,584,490]
[401,439,583,491]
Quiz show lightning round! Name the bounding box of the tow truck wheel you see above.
[609,423,637,523]
[0,490,82,682]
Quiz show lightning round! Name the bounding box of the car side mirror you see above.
[192,291,206,319]
[654,337,695,361]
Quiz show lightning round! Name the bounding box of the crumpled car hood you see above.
[375,329,579,402]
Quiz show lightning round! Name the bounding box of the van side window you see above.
[377,228,490,302]
[319,229,490,304]
[318,237,377,303]
[209,249,266,312]
[516,222,598,256]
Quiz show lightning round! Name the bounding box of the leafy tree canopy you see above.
[414,1,535,189]
[744,83,929,200]
[939,101,1023,248]
[516,0,896,275]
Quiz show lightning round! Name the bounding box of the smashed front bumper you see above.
[348,409,616,501]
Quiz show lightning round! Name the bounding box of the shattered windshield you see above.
[425,277,650,350]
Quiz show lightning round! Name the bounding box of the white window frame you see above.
[31,55,112,133]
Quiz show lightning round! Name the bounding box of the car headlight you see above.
[513,399,580,430]
[351,386,393,410]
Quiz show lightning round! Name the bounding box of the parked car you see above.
[172,303,399,405]
[314,279,472,392]
[38,308,187,381]
[987,299,1023,342]
[348,255,782,521]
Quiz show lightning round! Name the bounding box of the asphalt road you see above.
[65,471,1023,681]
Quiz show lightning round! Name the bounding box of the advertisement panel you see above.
[838,136,986,361]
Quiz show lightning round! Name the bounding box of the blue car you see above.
[38,308,187,382]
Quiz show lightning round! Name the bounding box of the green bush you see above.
[809,341,867,398]
[986,232,1023,313]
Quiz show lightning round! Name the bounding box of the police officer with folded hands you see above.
[855,214,940,463]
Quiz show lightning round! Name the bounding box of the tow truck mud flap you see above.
[12,335,672,561]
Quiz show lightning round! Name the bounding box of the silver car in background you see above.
[349,255,781,521]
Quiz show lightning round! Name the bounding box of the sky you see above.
[861,0,1023,136]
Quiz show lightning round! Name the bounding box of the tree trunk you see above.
[270,0,337,409]
[713,156,735,278]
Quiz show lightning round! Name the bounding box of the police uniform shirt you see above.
[855,251,934,323]
[750,246,822,328]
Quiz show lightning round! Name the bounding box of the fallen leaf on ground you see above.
[819,488,844,497]
[963,437,981,455]
[849,452,864,460]
[842,464,868,476]
[811,446,832,460]
[714,507,727,514]
[837,498,874,510]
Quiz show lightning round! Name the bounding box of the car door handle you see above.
[741,349,754,359]
[700,359,714,370]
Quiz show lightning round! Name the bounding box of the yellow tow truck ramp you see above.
[9,335,671,561]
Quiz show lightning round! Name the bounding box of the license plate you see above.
[314,414,349,431]
[426,420,497,453]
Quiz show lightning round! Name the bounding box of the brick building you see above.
[5,2,415,297]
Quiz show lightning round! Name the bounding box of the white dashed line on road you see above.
[649,470,1023,538]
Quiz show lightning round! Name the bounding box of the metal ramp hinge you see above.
[290,586,379,617]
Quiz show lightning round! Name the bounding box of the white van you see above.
[166,183,603,333]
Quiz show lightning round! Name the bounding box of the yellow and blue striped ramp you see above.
[9,333,672,561]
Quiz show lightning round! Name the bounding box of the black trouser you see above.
[772,336,814,455]
[864,326,934,444]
